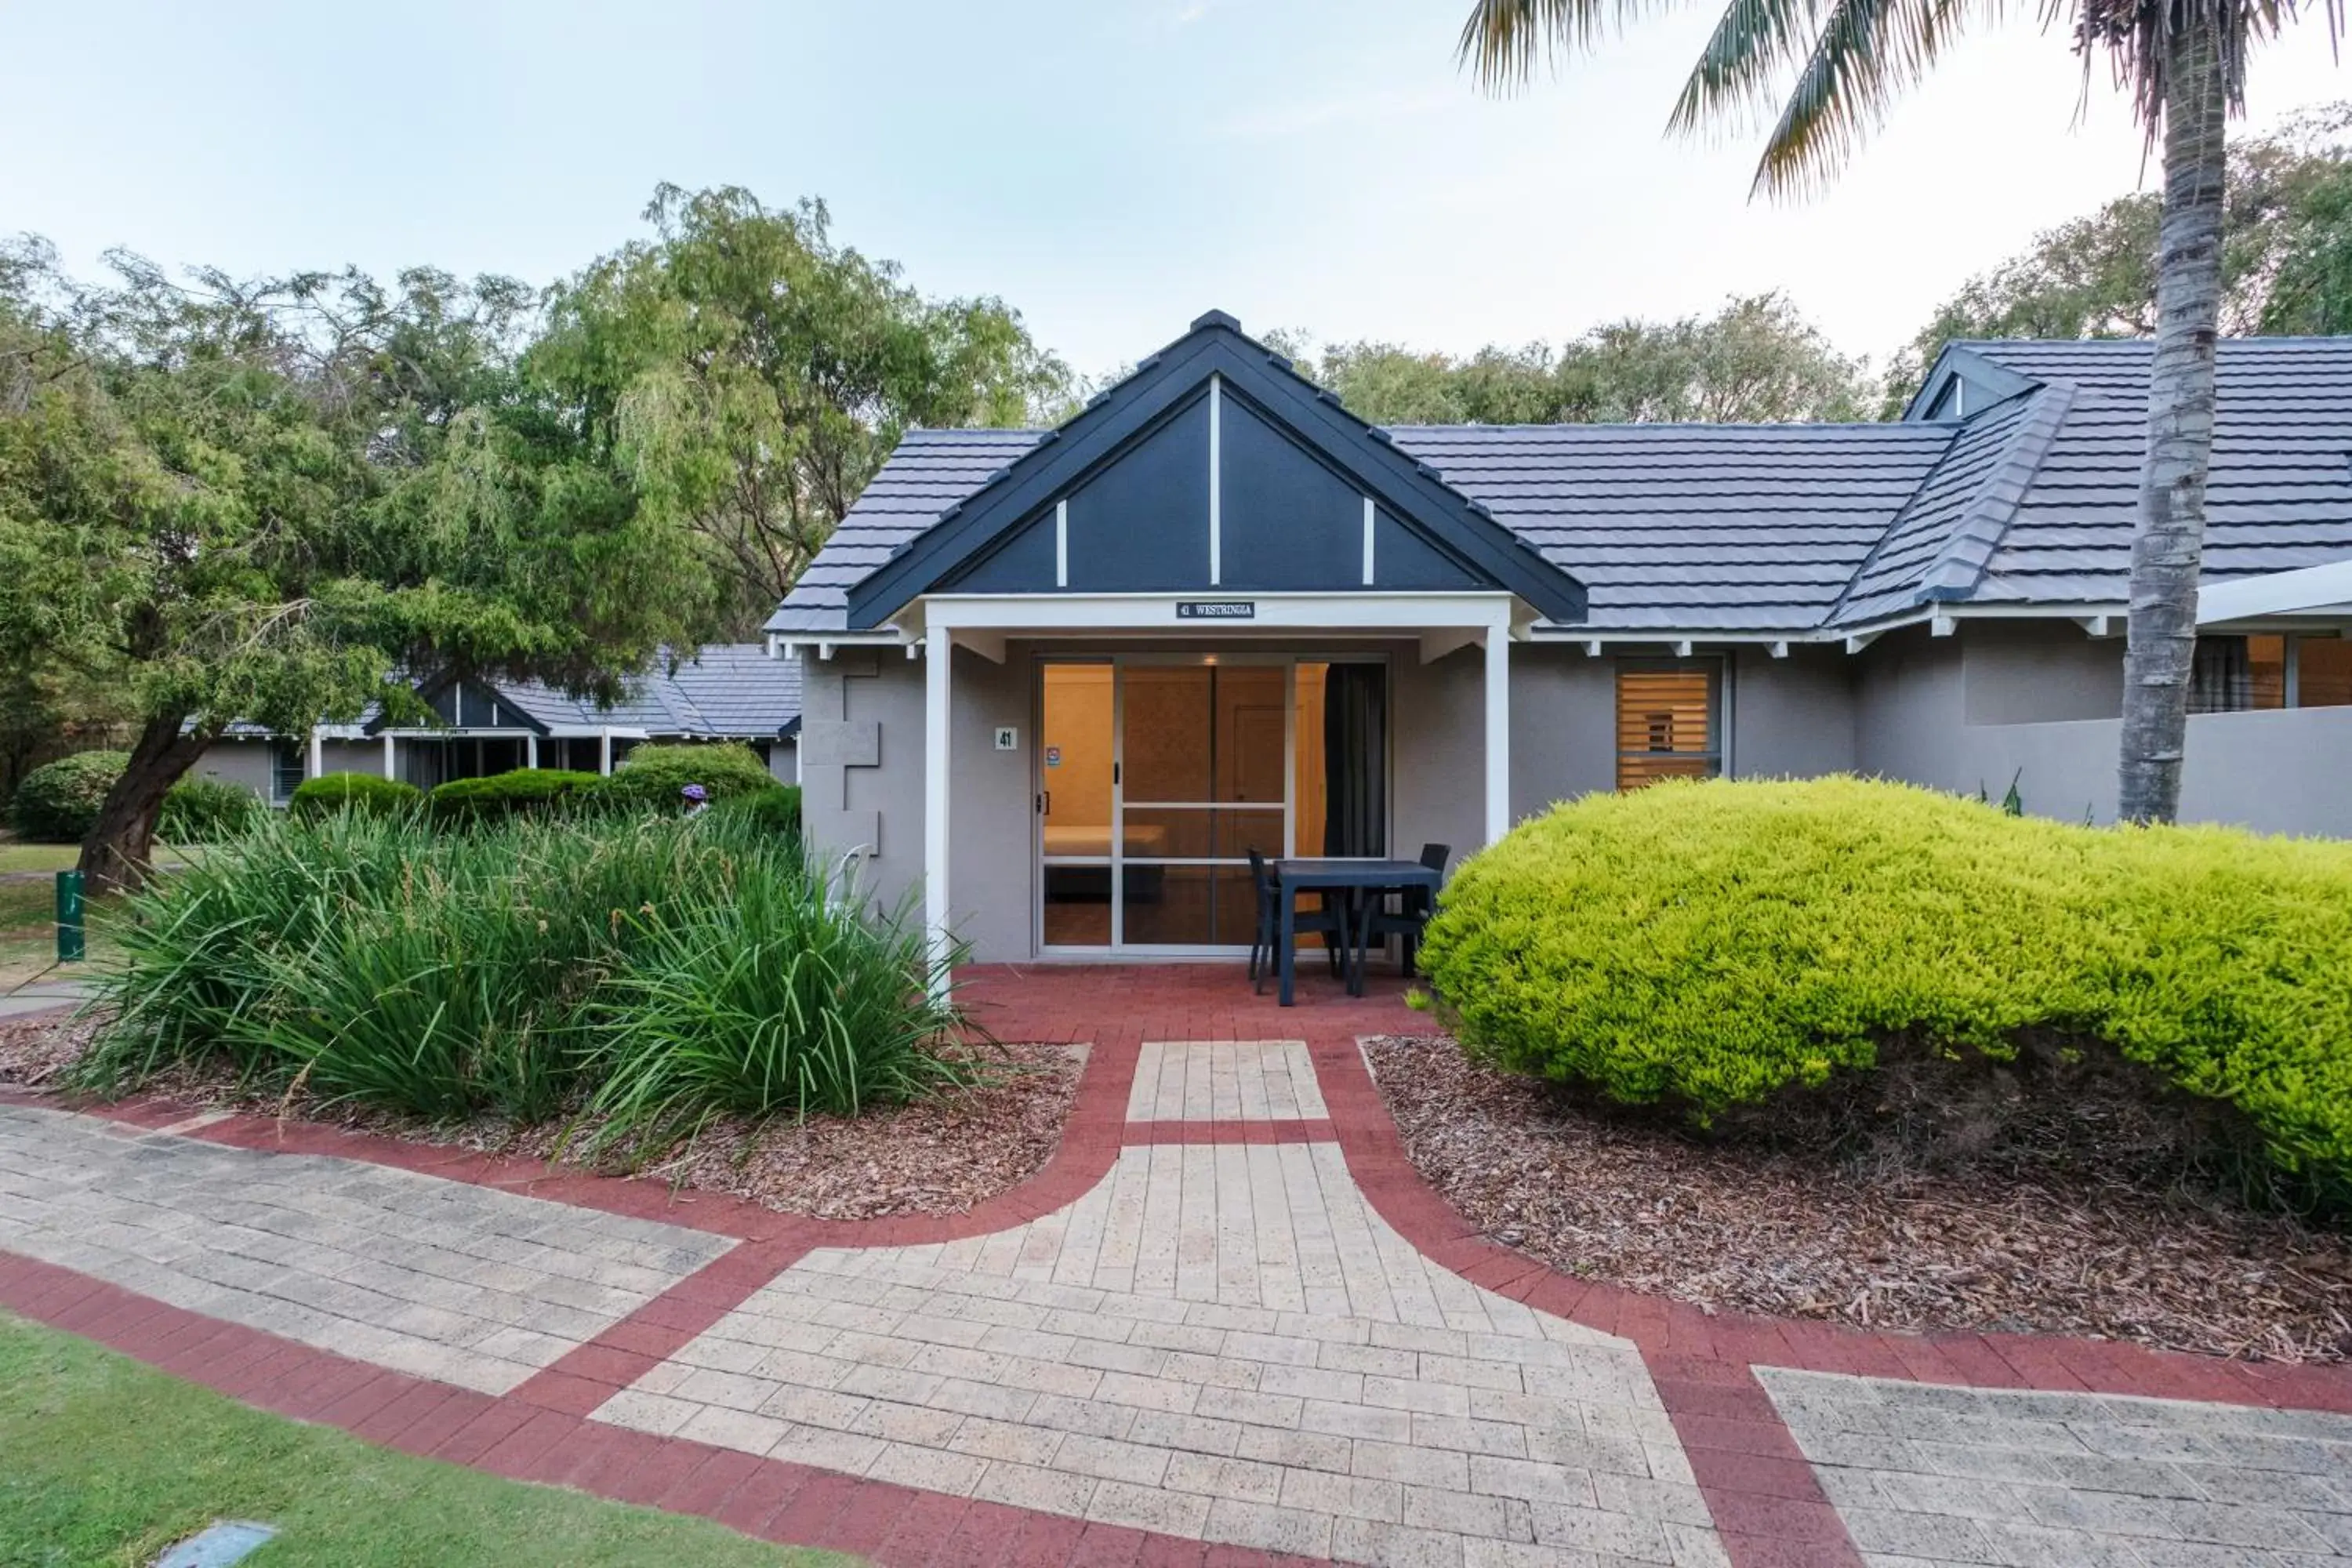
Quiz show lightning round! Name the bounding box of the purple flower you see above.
[681,784,708,802]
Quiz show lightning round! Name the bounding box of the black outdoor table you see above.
[1272,858,1444,1006]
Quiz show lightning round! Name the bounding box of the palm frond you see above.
[1669,0,1837,136]
[1458,0,1691,89]
[1749,0,1982,197]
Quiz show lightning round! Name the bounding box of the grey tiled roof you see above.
[499,644,802,737]
[1949,339,2352,608]
[769,430,1048,635]
[768,338,2352,639]
[212,644,800,743]
[1385,423,1951,633]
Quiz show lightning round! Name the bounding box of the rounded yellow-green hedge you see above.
[1415,776,2352,1186]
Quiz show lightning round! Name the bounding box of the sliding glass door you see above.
[1037,655,1385,953]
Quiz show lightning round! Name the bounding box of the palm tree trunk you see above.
[2117,19,2228,825]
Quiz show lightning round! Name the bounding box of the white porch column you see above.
[598,729,613,775]
[525,734,539,770]
[307,726,325,780]
[381,733,395,779]
[1483,627,1511,848]
[924,631,953,991]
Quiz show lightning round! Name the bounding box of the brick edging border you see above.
[0,1248,1326,1568]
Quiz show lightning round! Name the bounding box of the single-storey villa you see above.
[195,643,804,805]
[768,310,2352,966]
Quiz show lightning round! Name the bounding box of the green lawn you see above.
[0,1313,851,1567]
[0,879,112,991]
[0,840,205,874]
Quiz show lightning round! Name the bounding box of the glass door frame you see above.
[1033,651,1388,958]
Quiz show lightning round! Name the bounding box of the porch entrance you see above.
[1036,655,1385,953]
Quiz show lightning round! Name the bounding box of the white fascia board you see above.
[773,631,914,662]
[2197,559,2352,625]
[1526,626,1812,647]
[920,592,1516,633]
[372,727,544,739]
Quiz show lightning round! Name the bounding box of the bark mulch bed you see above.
[0,1012,1084,1221]
[1364,1033,2352,1364]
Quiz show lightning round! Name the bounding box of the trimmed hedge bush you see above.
[289,772,423,820]
[705,785,801,840]
[9,751,129,842]
[157,775,265,843]
[427,769,603,825]
[1416,776,2352,1195]
[592,742,776,812]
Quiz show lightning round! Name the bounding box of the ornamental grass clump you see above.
[1415,776,2352,1200]
[573,874,973,1163]
[72,810,965,1145]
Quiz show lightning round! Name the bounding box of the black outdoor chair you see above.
[1351,842,1450,985]
[1247,849,1347,994]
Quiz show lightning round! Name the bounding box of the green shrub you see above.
[427,769,604,826]
[590,742,777,813]
[9,751,128,842]
[704,784,801,840]
[158,775,264,843]
[289,772,423,821]
[1416,776,2352,1196]
[575,863,970,1160]
[72,811,966,1145]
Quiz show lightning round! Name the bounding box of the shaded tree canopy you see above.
[531,186,1071,636]
[1886,103,2352,412]
[0,239,707,886]
[0,185,1071,883]
[1272,292,1874,428]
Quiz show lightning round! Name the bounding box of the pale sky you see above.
[3,2,2345,380]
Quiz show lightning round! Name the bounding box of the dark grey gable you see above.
[1904,345,2045,423]
[367,676,548,735]
[847,311,1585,626]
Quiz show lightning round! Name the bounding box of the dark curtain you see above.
[2188,635,2249,715]
[1322,664,1387,857]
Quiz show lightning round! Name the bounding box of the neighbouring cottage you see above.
[194,643,804,804]
[768,310,2352,966]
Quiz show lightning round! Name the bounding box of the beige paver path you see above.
[0,1102,735,1393]
[592,1042,1725,1567]
[1126,1039,1330,1122]
[1762,1366,2352,1567]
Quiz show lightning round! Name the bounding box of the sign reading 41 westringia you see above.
[1175,601,1255,620]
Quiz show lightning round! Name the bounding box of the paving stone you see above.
[1203,1496,1337,1557]
[1763,1367,2352,1566]
[0,1104,731,1395]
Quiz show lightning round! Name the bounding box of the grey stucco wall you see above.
[1729,644,1857,779]
[1395,644,1490,865]
[768,739,799,786]
[1508,644,1616,814]
[193,741,274,800]
[1869,705,2352,835]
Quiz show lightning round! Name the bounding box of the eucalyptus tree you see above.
[1282,292,1871,426]
[1461,0,2336,822]
[0,243,709,890]
[1886,104,2352,410]
[532,186,1071,637]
